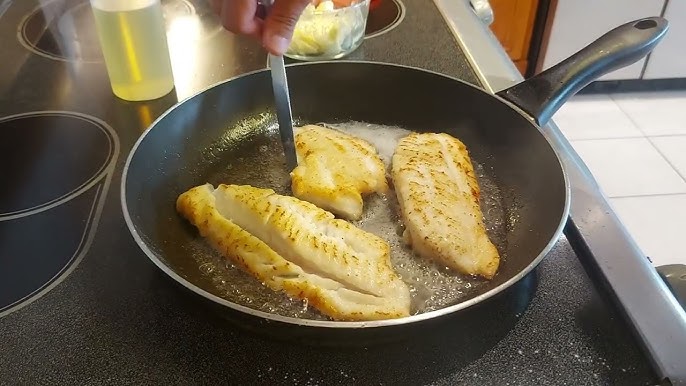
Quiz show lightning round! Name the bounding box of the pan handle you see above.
[496,17,669,126]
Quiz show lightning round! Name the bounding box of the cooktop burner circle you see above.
[18,0,104,62]
[0,111,118,318]
[17,0,218,63]
[364,0,405,39]
[0,112,114,218]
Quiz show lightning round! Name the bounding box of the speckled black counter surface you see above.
[0,0,657,384]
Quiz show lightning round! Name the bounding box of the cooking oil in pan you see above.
[186,121,508,319]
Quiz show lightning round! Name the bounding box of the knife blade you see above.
[268,53,298,171]
[258,0,297,171]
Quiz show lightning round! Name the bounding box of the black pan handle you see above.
[496,17,669,126]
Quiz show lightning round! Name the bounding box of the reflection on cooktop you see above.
[365,0,404,38]
[19,0,103,62]
[18,0,223,62]
[0,111,119,317]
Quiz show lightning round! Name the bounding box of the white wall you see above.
[542,0,665,81]
[643,0,686,79]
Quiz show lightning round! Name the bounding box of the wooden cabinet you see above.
[489,0,540,74]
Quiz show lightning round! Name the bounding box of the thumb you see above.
[262,0,311,55]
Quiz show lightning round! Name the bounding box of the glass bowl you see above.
[285,0,371,61]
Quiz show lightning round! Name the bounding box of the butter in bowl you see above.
[286,0,371,61]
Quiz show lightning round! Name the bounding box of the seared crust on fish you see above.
[291,124,388,220]
[176,183,411,321]
[391,133,500,280]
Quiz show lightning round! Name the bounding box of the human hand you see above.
[211,0,312,56]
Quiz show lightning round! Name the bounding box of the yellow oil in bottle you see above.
[91,0,175,101]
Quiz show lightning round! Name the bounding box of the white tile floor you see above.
[552,90,686,267]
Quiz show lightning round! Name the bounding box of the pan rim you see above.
[121,60,571,329]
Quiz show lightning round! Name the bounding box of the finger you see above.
[262,0,311,55]
[220,0,262,37]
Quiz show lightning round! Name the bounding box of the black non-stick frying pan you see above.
[121,18,668,335]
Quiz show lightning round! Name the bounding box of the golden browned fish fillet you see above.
[391,133,500,280]
[176,183,411,321]
[290,124,388,220]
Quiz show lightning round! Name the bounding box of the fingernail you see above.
[265,34,290,55]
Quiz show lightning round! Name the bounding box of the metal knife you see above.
[268,54,298,171]
[260,0,298,171]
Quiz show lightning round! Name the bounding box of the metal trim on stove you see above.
[431,0,686,384]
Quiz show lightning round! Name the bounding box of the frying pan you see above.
[121,18,667,337]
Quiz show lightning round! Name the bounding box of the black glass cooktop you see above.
[0,0,658,384]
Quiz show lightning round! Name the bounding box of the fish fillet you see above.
[176,183,411,321]
[391,133,500,280]
[290,124,388,220]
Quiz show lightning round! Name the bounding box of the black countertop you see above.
[0,0,657,384]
